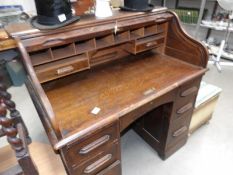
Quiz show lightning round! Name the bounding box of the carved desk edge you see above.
[8,8,209,151]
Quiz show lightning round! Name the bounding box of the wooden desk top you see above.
[43,51,204,141]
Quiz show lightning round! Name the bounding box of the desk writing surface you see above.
[42,51,202,137]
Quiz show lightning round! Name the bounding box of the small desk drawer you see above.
[136,37,164,53]
[71,142,120,175]
[64,122,119,168]
[123,34,165,54]
[34,54,90,83]
[167,114,190,145]
[179,78,201,98]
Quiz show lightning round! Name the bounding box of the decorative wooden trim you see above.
[15,38,62,140]
[165,11,209,68]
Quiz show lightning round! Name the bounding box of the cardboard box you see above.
[189,82,222,134]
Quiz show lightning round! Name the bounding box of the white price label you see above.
[58,14,67,22]
[91,107,101,115]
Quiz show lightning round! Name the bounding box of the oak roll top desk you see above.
[6,7,208,175]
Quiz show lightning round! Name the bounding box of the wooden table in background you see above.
[0,142,66,175]
[0,29,16,51]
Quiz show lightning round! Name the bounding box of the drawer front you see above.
[96,160,121,175]
[173,78,201,120]
[176,102,194,115]
[35,55,90,83]
[136,37,164,53]
[64,122,119,167]
[89,46,127,66]
[179,78,201,98]
[167,114,191,145]
[123,35,165,54]
[70,142,120,175]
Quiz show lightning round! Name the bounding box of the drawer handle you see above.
[173,126,188,137]
[43,38,65,46]
[96,160,121,175]
[146,42,157,47]
[181,87,198,97]
[79,135,110,155]
[56,65,74,75]
[84,154,112,174]
[156,17,167,23]
[177,103,193,114]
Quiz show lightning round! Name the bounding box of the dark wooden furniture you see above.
[6,7,208,175]
[0,81,38,175]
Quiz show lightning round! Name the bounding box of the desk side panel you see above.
[165,12,209,68]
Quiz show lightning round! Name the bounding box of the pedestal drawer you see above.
[63,121,119,168]
[167,113,191,145]
[172,78,201,120]
[179,78,201,98]
[70,142,120,175]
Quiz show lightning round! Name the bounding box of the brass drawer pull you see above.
[84,154,112,174]
[56,65,74,75]
[156,17,167,23]
[79,135,110,155]
[173,126,188,137]
[181,87,198,97]
[146,42,157,47]
[177,103,193,114]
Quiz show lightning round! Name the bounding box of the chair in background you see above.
[0,79,38,175]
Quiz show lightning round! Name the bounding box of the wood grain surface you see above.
[43,51,203,137]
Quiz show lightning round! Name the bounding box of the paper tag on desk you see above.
[58,14,67,22]
[91,107,101,115]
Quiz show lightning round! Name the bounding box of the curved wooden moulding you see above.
[16,39,62,144]
[165,11,209,68]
